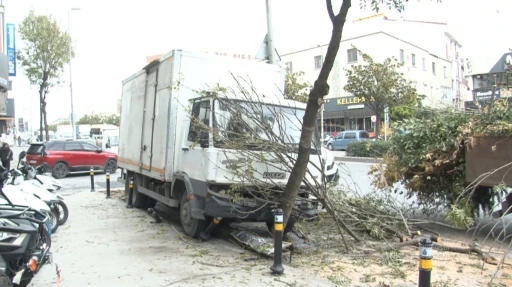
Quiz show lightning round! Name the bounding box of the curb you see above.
[335,156,383,164]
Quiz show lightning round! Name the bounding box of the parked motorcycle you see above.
[0,169,52,287]
[16,152,69,227]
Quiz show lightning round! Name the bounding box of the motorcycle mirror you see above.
[18,151,26,160]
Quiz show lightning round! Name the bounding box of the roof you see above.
[282,31,449,61]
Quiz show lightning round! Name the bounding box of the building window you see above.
[432,62,436,75]
[347,48,358,63]
[285,62,293,73]
[411,54,416,67]
[399,49,404,62]
[314,55,323,70]
[443,66,447,78]
[422,58,426,70]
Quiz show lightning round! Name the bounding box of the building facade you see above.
[282,31,452,133]
[465,52,512,110]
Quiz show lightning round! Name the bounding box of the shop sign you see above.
[336,96,374,105]
[474,89,500,102]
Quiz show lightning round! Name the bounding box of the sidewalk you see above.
[29,190,335,287]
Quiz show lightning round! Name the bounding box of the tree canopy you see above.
[284,71,312,104]
[344,49,422,136]
[17,10,74,141]
[76,113,120,126]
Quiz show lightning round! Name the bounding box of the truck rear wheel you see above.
[180,193,207,238]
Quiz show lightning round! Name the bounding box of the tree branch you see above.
[326,0,336,22]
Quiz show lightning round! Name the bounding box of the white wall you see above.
[282,31,453,109]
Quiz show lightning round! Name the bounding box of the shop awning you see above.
[323,108,373,119]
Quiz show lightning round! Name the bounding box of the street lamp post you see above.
[67,7,80,140]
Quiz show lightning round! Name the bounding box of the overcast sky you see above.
[3,0,511,131]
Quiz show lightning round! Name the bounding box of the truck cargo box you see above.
[118,50,284,181]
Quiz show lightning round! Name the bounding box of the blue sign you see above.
[6,23,16,77]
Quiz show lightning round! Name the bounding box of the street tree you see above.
[344,49,420,137]
[17,10,74,141]
[76,113,120,126]
[284,71,312,103]
[279,0,437,228]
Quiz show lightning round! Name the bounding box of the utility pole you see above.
[68,8,80,140]
[488,85,496,120]
[265,0,275,64]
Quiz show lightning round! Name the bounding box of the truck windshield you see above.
[108,136,119,146]
[213,99,316,150]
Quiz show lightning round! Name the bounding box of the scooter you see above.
[26,164,62,192]
[0,169,52,287]
[15,153,69,227]
[17,151,63,192]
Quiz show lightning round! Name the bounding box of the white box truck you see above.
[117,50,339,238]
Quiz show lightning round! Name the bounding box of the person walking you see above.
[0,143,13,171]
[17,135,21,147]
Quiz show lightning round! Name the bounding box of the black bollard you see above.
[105,169,111,199]
[199,217,222,241]
[126,177,134,208]
[90,167,95,192]
[270,208,284,275]
[418,237,433,287]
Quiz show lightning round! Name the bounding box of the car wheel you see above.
[104,159,117,173]
[52,162,69,179]
[327,144,334,151]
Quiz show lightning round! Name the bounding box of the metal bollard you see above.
[199,217,222,241]
[126,177,134,208]
[270,209,284,275]
[105,170,111,199]
[90,167,95,192]
[418,237,433,287]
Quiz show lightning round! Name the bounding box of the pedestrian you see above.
[17,135,21,147]
[0,143,13,171]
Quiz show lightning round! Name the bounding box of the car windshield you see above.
[213,99,317,150]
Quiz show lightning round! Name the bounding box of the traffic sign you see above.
[371,115,377,123]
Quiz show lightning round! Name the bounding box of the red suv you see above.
[26,140,118,179]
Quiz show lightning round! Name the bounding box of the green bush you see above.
[346,140,391,158]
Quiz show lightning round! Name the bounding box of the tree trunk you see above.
[39,85,44,142]
[280,0,352,227]
[374,113,381,138]
[43,100,49,141]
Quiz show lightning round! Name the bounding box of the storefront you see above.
[465,87,512,110]
[0,53,10,134]
[320,96,375,136]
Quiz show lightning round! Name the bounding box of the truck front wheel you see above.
[180,193,207,238]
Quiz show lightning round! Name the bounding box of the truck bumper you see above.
[203,188,318,222]
[203,193,275,221]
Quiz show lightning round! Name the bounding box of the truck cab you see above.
[117,50,339,239]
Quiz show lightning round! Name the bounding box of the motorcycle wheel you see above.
[55,201,69,226]
[40,223,52,250]
[0,274,13,287]
[48,211,58,234]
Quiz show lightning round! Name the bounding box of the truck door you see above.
[139,66,159,171]
[180,99,211,180]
